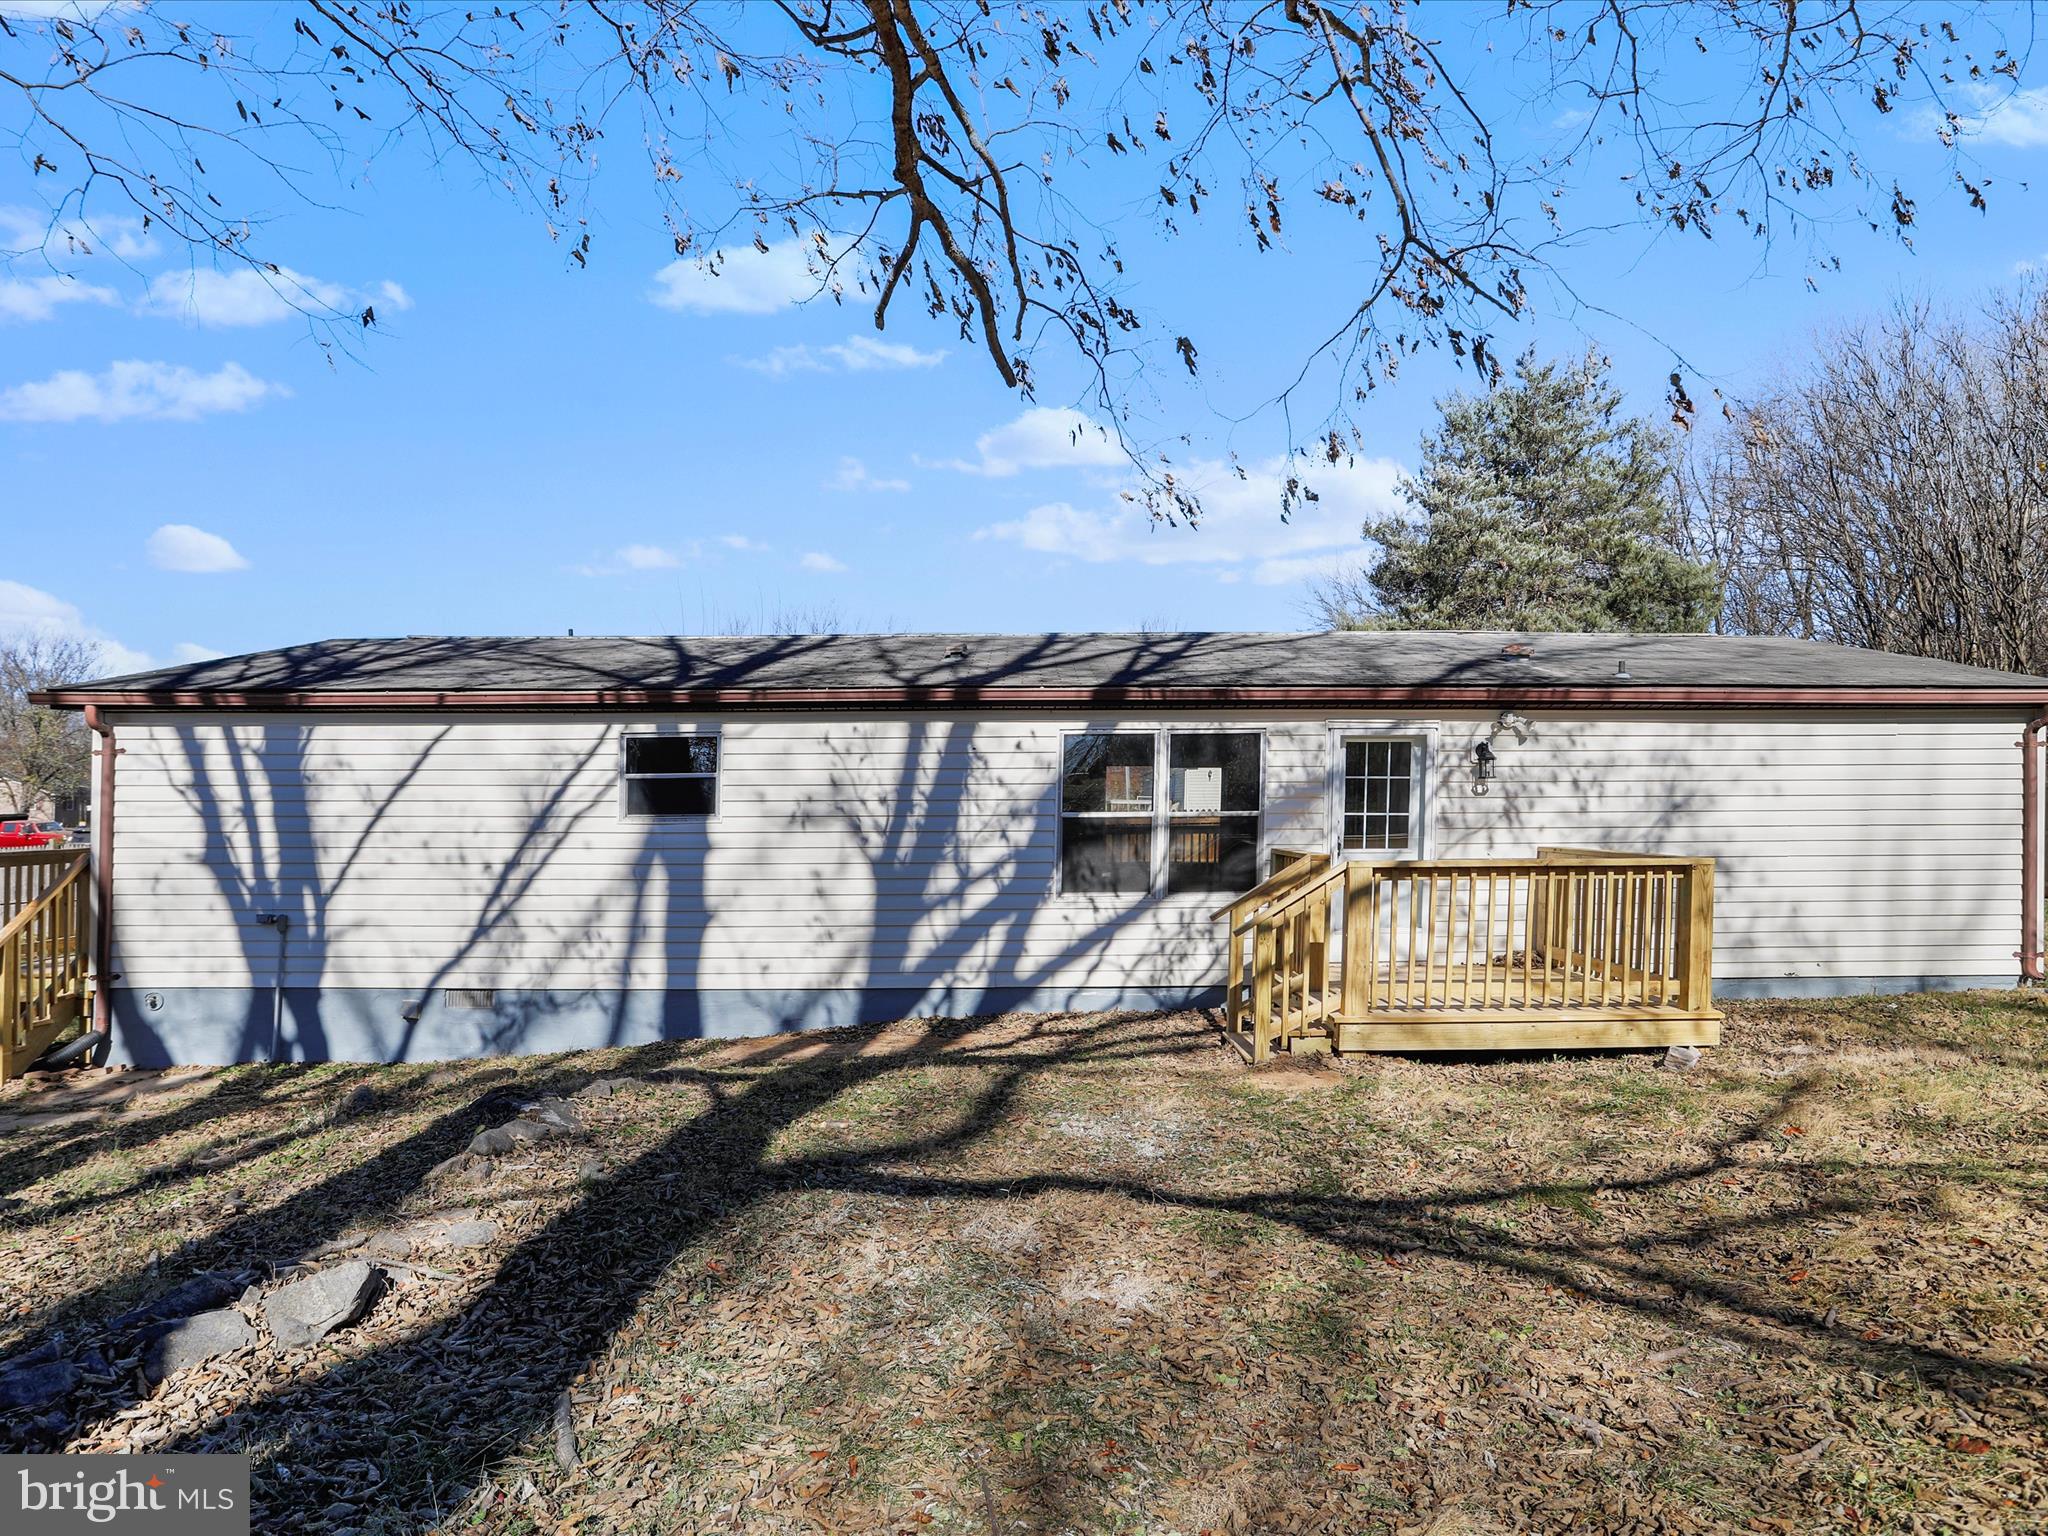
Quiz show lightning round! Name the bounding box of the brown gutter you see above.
[33,684,2048,712]
[83,705,118,1035]
[2024,714,2048,983]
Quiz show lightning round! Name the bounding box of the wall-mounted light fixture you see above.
[1472,710,1534,795]
[1470,738,1498,794]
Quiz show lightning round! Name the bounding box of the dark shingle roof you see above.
[44,631,2048,703]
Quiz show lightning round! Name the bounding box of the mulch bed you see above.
[2,993,2043,1533]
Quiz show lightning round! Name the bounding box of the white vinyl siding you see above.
[102,707,2025,994]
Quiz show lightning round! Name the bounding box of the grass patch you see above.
[0,994,2042,1533]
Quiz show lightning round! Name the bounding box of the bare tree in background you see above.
[0,2,2026,519]
[0,634,100,818]
[1677,288,2048,673]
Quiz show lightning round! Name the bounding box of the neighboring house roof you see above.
[35,631,2048,710]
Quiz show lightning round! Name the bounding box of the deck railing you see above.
[1,847,78,926]
[0,851,91,1081]
[1219,846,1716,1062]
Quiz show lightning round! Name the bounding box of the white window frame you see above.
[1055,727,1267,898]
[619,729,722,822]
[1325,723,1437,861]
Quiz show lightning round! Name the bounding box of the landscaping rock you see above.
[552,1389,579,1472]
[426,1150,479,1183]
[0,1358,78,1412]
[1661,1044,1703,1072]
[467,1102,583,1157]
[107,1272,239,1335]
[262,1261,381,1350]
[364,1211,499,1259]
[330,1083,378,1121]
[576,1157,605,1184]
[524,1097,587,1135]
[143,1309,255,1382]
[572,1077,629,1101]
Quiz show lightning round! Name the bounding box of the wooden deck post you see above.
[1341,863,1371,1018]
[1251,922,1275,1064]
[1676,857,1715,1014]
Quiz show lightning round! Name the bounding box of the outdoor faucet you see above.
[255,913,292,1061]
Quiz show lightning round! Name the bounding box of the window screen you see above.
[1166,732,1261,893]
[622,735,719,817]
[1342,738,1415,851]
[1059,734,1155,892]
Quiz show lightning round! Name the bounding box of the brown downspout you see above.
[84,706,117,1032]
[2024,714,2048,984]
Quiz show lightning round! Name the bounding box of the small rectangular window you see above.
[623,734,718,818]
[1342,738,1415,851]
[1060,734,1155,892]
[1167,732,1261,893]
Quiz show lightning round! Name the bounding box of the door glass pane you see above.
[1342,738,1415,852]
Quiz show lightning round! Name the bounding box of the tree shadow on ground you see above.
[18,1006,2035,1532]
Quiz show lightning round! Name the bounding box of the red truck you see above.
[0,819,71,849]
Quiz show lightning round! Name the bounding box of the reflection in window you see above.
[1059,734,1155,892]
[1166,733,1261,893]
[622,734,719,817]
[1342,739,1414,851]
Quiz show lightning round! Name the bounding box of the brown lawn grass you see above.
[1,992,2044,1534]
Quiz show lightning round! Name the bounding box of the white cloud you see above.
[825,456,910,494]
[140,266,350,327]
[931,406,1128,477]
[0,3,120,22]
[734,334,945,378]
[649,239,823,316]
[0,274,119,323]
[0,204,160,262]
[976,448,1407,585]
[170,642,227,663]
[0,579,154,676]
[573,541,701,577]
[720,534,770,552]
[618,544,683,570]
[0,359,286,423]
[147,523,250,574]
[799,551,848,573]
[1920,84,2048,148]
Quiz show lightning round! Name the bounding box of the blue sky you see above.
[5,3,2048,675]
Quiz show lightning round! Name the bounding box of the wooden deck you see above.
[1216,847,1721,1060]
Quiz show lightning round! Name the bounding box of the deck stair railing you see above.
[1219,846,1716,1062]
[0,850,91,1081]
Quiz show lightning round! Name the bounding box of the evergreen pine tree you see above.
[1318,350,1720,632]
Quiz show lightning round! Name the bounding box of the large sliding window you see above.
[1059,730,1262,895]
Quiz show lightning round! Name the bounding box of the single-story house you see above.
[34,630,2048,1066]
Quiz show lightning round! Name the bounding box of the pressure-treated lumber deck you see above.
[1,849,90,1081]
[1217,847,1721,1060]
